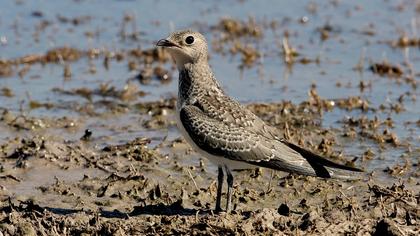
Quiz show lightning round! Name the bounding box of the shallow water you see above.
[0,0,419,187]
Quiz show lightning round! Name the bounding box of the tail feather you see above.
[249,140,363,180]
[325,167,363,180]
[281,140,363,179]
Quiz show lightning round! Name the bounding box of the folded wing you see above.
[180,105,362,179]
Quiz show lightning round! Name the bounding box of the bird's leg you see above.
[215,166,224,213]
[225,166,234,213]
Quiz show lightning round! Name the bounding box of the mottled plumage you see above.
[157,30,362,213]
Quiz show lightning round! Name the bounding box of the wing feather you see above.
[180,105,362,179]
[180,105,319,175]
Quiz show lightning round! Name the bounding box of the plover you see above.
[157,30,362,213]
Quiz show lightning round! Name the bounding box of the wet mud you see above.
[0,98,418,235]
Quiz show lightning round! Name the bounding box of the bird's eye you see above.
[185,36,195,45]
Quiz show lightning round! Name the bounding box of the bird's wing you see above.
[195,89,281,139]
[180,105,362,178]
[181,105,319,174]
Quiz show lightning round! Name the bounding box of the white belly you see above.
[175,105,254,170]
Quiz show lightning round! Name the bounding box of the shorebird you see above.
[156,30,362,213]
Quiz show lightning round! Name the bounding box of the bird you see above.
[156,29,362,213]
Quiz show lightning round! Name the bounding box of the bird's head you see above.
[156,30,208,70]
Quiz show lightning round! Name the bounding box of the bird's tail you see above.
[281,140,363,180]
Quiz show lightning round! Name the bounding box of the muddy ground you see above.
[0,98,418,235]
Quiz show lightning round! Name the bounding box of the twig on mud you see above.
[353,47,366,73]
[155,133,169,149]
[339,190,350,201]
[195,210,200,223]
[339,190,357,219]
[0,174,22,182]
[281,37,299,66]
[95,162,113,173]
[345,185,355,191]
[210,209,215,217]
[265,170,274,194]
[80,155,113,173]
[8,197,14,210]
[186,169,199,192]
[129,163,138,175]
[284,122,291,140]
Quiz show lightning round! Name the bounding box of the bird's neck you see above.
[178,62,223,104]
[180,62,221,86]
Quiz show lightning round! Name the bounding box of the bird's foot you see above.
[215,206,224,214]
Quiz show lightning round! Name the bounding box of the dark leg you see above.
[215,166,224,212]
[225,166,234,213]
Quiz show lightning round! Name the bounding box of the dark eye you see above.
[185,36,194,45]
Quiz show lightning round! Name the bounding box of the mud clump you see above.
[44,47,83,62]
[52,82,145,102]
[0,46,171,79]
[211,17,265,67]
[317,23,341,41]
[215,17,263,40]
[370,62,403,77]
[0,62,13,77]
[230,42,260,68]
[135,65,172,85]
[390,36,420,48]
[102,137,156,162]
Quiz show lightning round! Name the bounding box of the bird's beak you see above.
[156,39,180,48]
